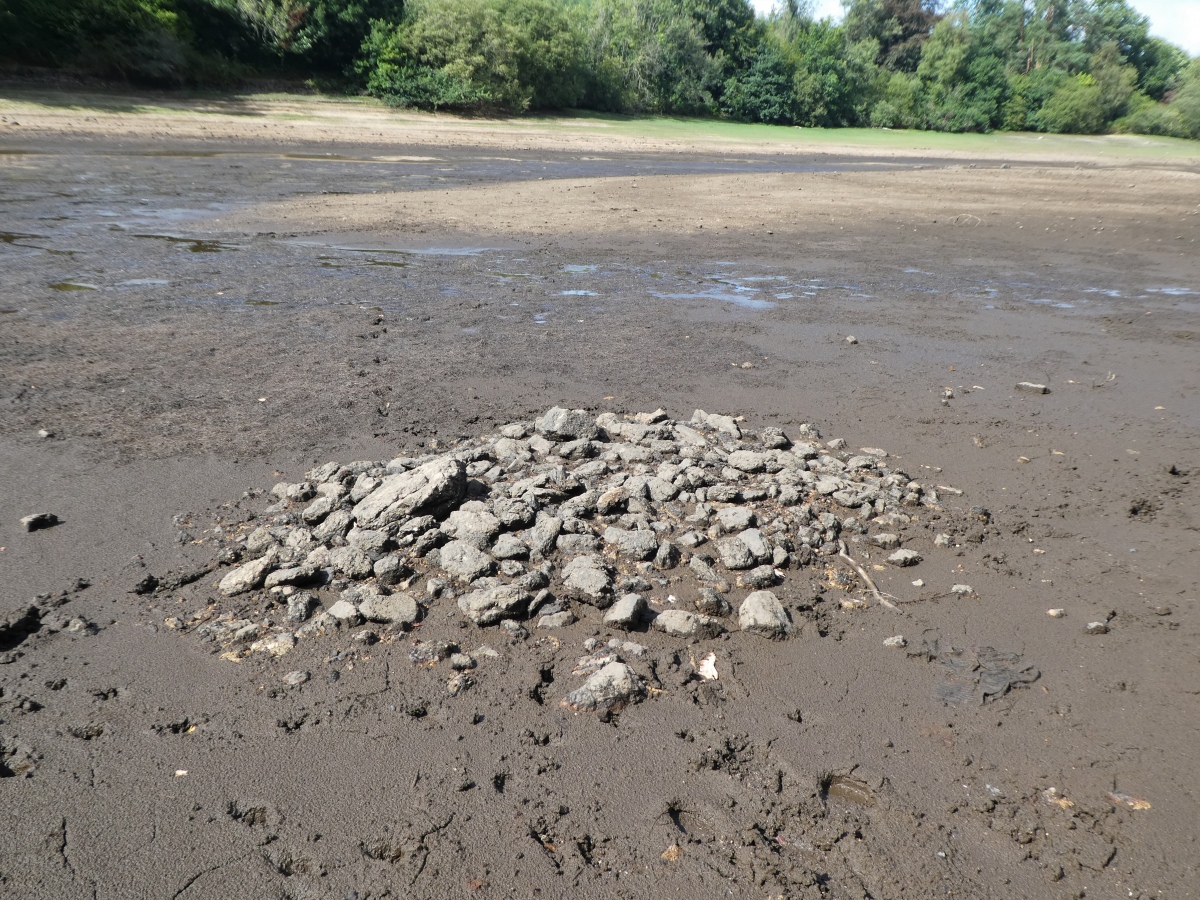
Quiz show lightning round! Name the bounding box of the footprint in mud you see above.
[910,631,1039,706]
[0,739,40,777]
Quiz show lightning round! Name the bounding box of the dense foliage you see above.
[1,0,1197,136]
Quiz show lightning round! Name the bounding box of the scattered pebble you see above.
[911,579,925,587]
[950,584,974,595]
[1047,608,1066,618]
[844,335,858,345]
[1085,621,1109,635]
[281,670,311,686]
[1016,382,1050,394]
[883,635,907,649]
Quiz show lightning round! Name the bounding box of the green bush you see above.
[720,45,797,123]
[1036,74,1107,133]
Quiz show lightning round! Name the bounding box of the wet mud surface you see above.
[1,97,1199,899]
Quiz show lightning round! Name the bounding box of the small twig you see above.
[838,540,900,612]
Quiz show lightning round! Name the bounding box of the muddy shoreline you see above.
[2,94,1198,899]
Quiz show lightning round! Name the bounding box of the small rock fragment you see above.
[1085,621,1109,635]
[281,670,310,686]
[561,662,644,712]
[1047,608,1066,618]
[1016,382,1050,394]
[738,590,791,638]
[888,549,922,567]
[653,610,726,640]
[20,513,59,532]
[883,635,907,649]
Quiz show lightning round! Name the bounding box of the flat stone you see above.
[603,593,648,630]
[1016,382,1050,394]
[329,546,374,579]
[491,533,529,559]
[603,526,660,560]
[738,590,791,638]
[327,599,361,623]
[737,565,778,589]
[870,533,901,550]
[281,670,310,686]
[562,555,614,607]
[359,592,420,626]
[537,610,578,629]
[727,450,768,473]
[716,507,756,533]
[458,586,533,626]
[888,549,922,567]
[438,540,495,582]
[218,553,276,596]
[561,662,644,711]
[536,407,600,442]
[883,635,907,648]
[653,610,726,640]
[250,632,296,657]
[443,502,501,541]
[353,456,467,527]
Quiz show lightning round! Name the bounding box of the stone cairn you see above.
[193,408,944,711]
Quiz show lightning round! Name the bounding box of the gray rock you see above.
[218,553,277,596]
[888,548,922,567]
[457,586,532,626]
[738,565,779,589]
[716,506,756,533]
[602,526,660,560]
[329,546,374,579]
[562,555,614,607]
[491,533,529,559]
[353,456,467,527]
[1085,621,1109,635]
[301,496,334,525]
[346,527,391,560]
[561,662,644,711]
[870,532,901,550]
[654,610,726,640]
[285,592,319,623]
[264,565,318,589]
[654,541,681,569]
[373,554,408,585]
[281,670,310,686]
[603,593,648,630]
[492,498,535,529]
[312,509,353,543]
[527,514,563,557]
[438,540,495,582]
[537,610,578,629]
[20,512,59,532]
[738,590,791,638]
[727,450,767,473]
[695,588,732,617]
[556,533,601,554]
[688,555,730,590]
[716,535,756,570]
[1016,382,1050,394]
[443,502,501,542]
[327,599,361,624]
[645,476,679,502]
[536,407,600,442]
[678,530,707,549]
[359,592,420,627]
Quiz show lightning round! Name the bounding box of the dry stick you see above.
[838,540,900,613]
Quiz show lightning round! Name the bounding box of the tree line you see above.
[1,0,1197,137]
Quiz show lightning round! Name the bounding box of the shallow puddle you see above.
[133,234,239,253]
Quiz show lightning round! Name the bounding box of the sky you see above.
[748,0,1200,57]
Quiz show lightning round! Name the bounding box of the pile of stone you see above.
[195,407,943,709]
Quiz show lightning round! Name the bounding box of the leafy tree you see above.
[721,44,799,122]
[916,11,1007,131]
[843,0,942,72]
[359,0,587,111]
